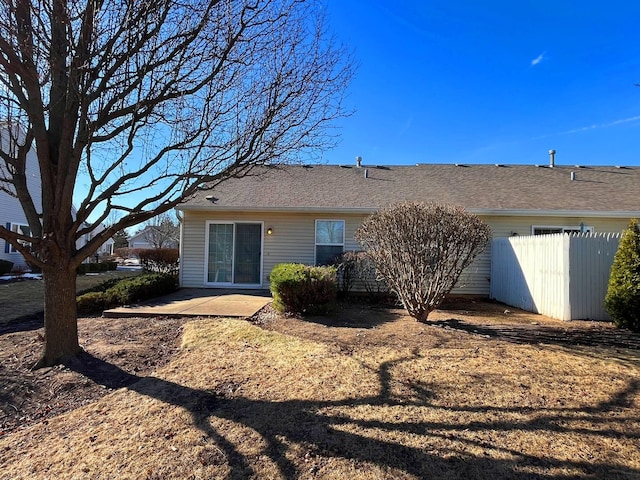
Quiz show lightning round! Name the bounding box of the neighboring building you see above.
[1,125,42,270]
[176,162,640,293]
[78,221,115,259]
[128,226,179,250]
[1,124,113,269]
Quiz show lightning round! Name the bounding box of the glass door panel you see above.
[233,224,262,284]
[207,223,233,283]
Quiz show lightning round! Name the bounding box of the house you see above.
[128,229,156,250]
[128,225,180,250]
[78,221,115,259]
[1,125,42,270]
[176,161,640,294]
[1,124,113,269]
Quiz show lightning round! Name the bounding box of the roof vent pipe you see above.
[364,168,368,179]
[549,149,556,168]
[570,171,576,181]
[356,156,362,168]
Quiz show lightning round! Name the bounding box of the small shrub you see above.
[138,248,179,275]
[77,277,124,296]
[269,263,337,315]
[75,273,179,314]
[77,291,107,315]
[337,251,390,301]
[104,273,179,306]
[11,264,28,278]
[0,259,13,275]
[605,219,640,332]
[77,260,118,275]
[114,247,131,259]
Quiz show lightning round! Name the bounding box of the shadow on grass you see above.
[300,301,405,329]
[64,352,640,480]
[432,318,640,352]
[0,313,43,335]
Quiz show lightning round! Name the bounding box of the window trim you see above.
[6,222,31,254]
[314,219,345,265]
[531,225,594,235]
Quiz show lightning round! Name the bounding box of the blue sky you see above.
[321,0,640,167]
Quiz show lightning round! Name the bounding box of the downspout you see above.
[176,209,184,287]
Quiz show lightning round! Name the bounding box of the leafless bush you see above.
[355,202,491,322]
[138,249,180,275]
[338,251,390,300]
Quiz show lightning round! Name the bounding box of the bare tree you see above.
[0,0,353,367]
[354,202,491,323]
[139,213,179,249]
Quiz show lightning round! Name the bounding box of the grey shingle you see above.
[179,164,640,214]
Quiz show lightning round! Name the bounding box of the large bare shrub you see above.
[355,202,491,322]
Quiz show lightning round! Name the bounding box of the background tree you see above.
[605,219,640,332]
[355,202,491,323]
[111,229,129,250]
[138,213,179,249]
[0,0,353,367]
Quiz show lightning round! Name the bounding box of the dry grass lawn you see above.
[1,300,639,479]
[0,270,140,325]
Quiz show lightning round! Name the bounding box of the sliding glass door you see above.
[207,222,262,285]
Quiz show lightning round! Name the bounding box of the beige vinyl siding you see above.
[180,210,633,294]
[180,210,365,288]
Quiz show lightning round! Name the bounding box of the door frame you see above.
[204,220,264,288]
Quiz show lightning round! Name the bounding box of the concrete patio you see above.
[103,288,272,319]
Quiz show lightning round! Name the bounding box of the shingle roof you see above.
[179,164,640,216]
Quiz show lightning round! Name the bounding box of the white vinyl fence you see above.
[490,233,621,321]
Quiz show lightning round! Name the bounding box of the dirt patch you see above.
[0,316,186,436]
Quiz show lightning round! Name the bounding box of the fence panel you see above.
[568,233,620,320]
[491,234,569,319]
[491,233,620,321]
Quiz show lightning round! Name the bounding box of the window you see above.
[7,223,31,253]
[532,225,593,235]
[315,220,344,265]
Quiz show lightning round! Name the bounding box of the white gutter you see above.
[176,204,640,218]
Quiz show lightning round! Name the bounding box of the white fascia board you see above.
[176,205,378,214]
[177,204,640,219]
[469,209,640,218]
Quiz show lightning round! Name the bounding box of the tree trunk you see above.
[35,265,82,368]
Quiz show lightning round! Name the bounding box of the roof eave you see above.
[176,205,379,214]
[470,209,640,218]
[177,205,640,218]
